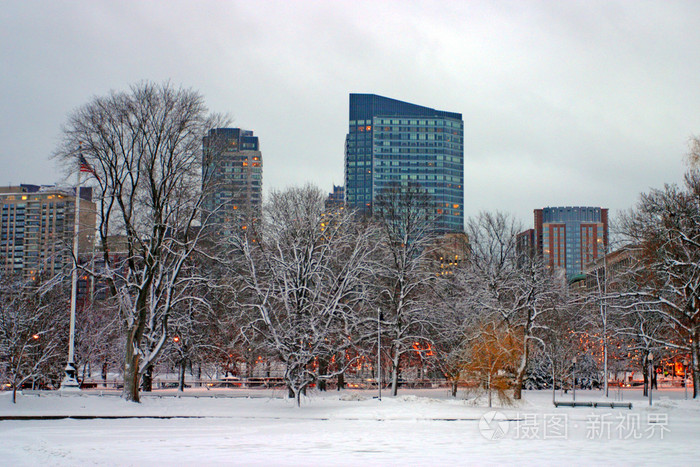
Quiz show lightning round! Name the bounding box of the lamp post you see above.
[59,160,83,392]
[572,357,577,402]
[377,308,382,401]
[648,353,654,406]
[683,358,689,400]
[549,354,556,406]
[596,237,609,398]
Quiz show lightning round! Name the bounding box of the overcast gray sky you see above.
[2,0,699,227]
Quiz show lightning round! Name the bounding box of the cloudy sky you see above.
[2,0,700,227]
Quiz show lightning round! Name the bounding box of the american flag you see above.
[79,154,98,179]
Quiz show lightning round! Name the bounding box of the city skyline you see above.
[3,1,700,227]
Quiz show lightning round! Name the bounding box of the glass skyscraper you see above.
[344,94,464,233]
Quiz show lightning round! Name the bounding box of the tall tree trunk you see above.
[551,363,556,405]
[178,358,186,392]
[246,355,254,378]
[337,372,345,391]
[514,312,534,400]
[123,332,140,402]
[142,364,153,392]
[513,343,528,400]
[336,351,345,391]
[287,364,303,403]
[391,350,400,396]
[81,363,88,387]
[487,373,492,408]
[318,357,328,392]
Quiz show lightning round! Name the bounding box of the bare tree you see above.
[228,185,376,406]
[373,183,439,396]
[0,273,67,403]
[73,295,121,387]
[619,165,700,397]
[463,212,563,399]
[613,300,671,395]
[530,300,592,399]
[54,81,225,402]
[430,283,474,397]
[164,281,225,392]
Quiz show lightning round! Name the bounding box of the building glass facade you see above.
[535,206,608,280]
[345,94,464,233]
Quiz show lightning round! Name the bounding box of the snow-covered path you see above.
[2,388,698,465]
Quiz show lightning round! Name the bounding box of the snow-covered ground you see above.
[1,387,698,466]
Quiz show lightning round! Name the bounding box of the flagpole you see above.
[60,156,82,392]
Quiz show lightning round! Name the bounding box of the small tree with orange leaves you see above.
[462,321,520,407]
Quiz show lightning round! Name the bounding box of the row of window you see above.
[350,126,462,136]
[349,158,462,166]
[350,118,462,127]
[349,138,462,147]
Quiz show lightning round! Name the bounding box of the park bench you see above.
[554,401,632,409]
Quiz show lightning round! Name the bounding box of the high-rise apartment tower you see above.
[344,94,464,233]
[0,184,95,279]
[532,206,609,280]
[202,128,262,235]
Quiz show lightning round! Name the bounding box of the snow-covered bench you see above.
[554,401,632,409]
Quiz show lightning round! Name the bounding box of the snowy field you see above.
[1,387,698,466]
